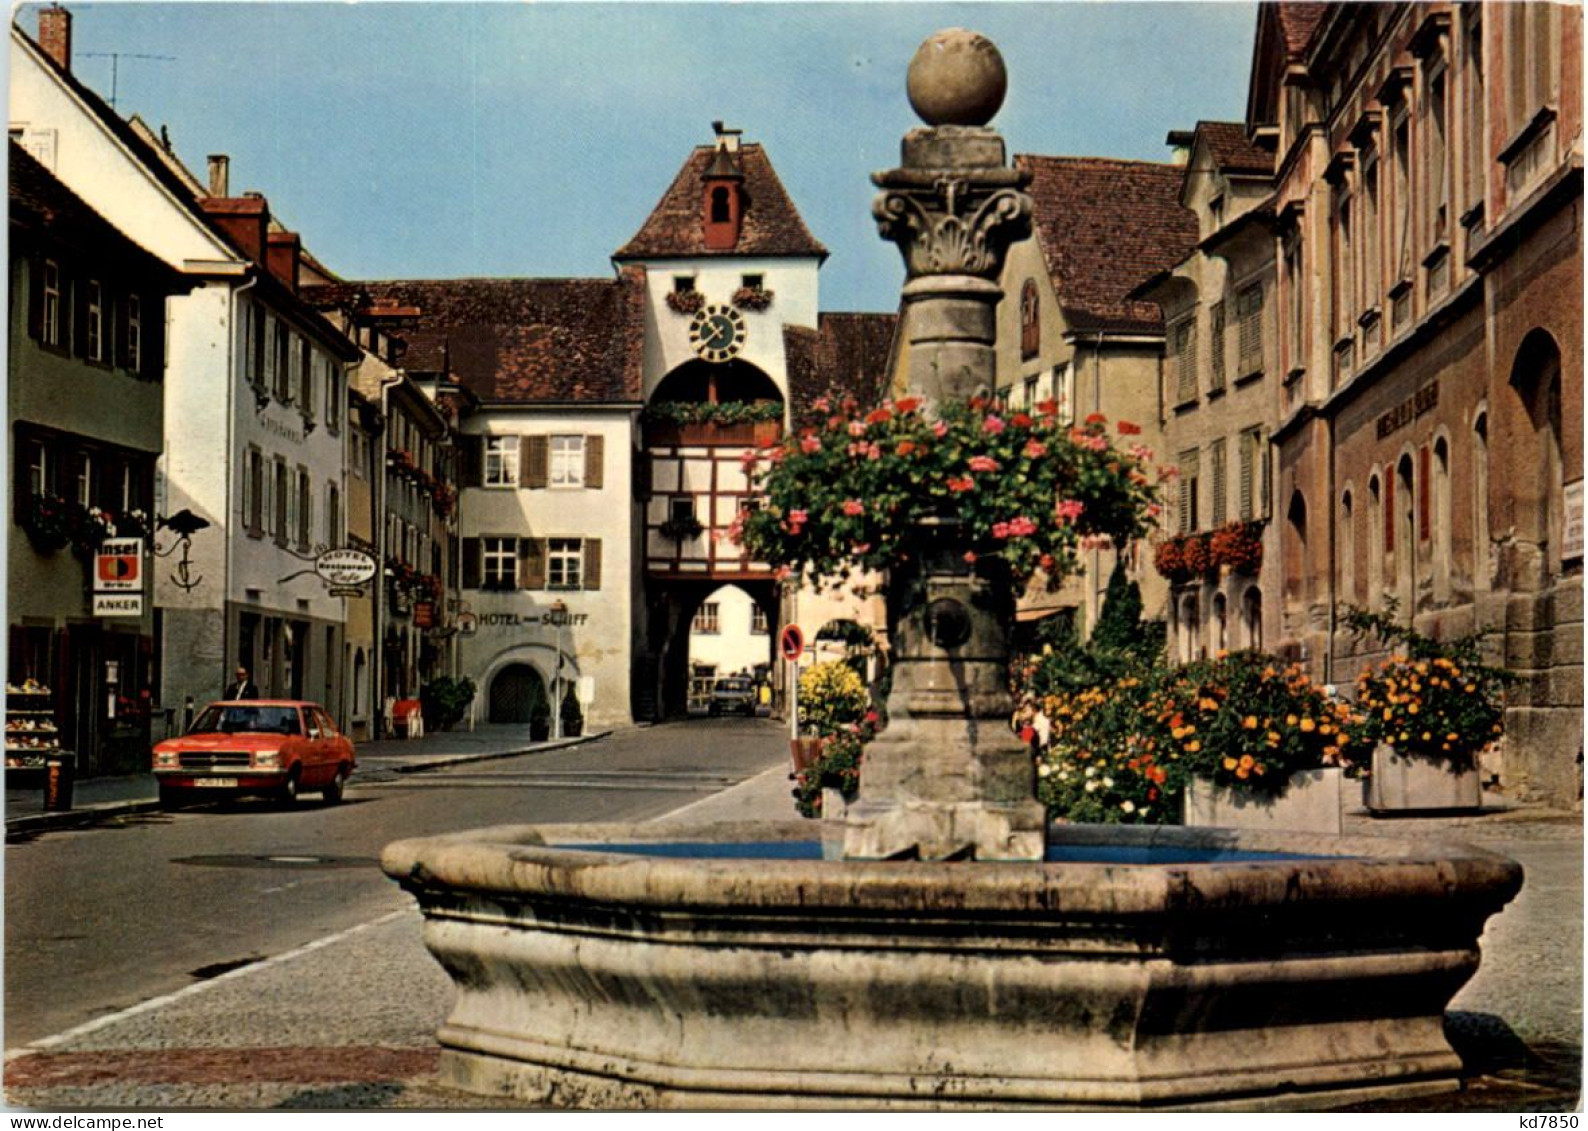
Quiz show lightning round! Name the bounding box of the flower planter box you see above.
[1366,744,1482,813]
[644,419,782,448]
[1184,766,1344,834]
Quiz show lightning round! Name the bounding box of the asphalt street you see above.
[4,717,786,1049]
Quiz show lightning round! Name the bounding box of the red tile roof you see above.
[1274,2,1329,60]
[1014,156,1199,336]
[614,143,828,261]
[783,313,899,425]
[302,269,647,404]
[1196,121,1276,176]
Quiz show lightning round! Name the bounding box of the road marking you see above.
[7,908,412,1060]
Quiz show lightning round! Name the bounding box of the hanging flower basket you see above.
[664,289,706,315]
[20,494,74,553]
[1153,537,1191,583]
[731,286,775,312]
[658,515,705,541]
[1209,521,1264,574]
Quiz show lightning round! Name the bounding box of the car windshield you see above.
[715,680,751,693]
[190,705,303,737]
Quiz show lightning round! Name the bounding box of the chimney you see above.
[207,155,230,198]
[38,6,72,72]
[266,231,301,294]
[199,192,270,261]
[712,119,743,155]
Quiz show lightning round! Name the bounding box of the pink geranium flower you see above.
[1007,516,1037,537]
[947,476,976,493]
[841,499,865,516]
[967,456,1000,473]
[799,434,822,454]
[932,420,949,438]
[1023,440,1048,459]
[1056,499,1085,523]
[983,414,1006,435]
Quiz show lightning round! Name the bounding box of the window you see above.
[1333,192,1355,342]
[127,294,142,372]
[549,435,585,487]
[1177,448,1200,534]
[1340,490,1356,604]
[1023,375,1039,408]
[1238,427,1267,521]
[1283,235,1304,372]
[1237,284,1263,376]
[673,276,695,295]
[297,469,312,549]
[1427,62,1450,248]
[751,605,770,635]
[1172,317,1198,403]
[548,538,583,590]
[1473,412,1490,590]
[25,438,51,498]
[1209,438,1227,527]
[1391,108,1412,284]
[1361,150,1381,316]
[692,602,721,634]
[1020,278,1040,359]
[273,458,288,545]
[85,280,104,362]
[326,359,342,432]
[669,497,696,523]
[484,436,519,487]
[483,537,517,589]
[1505,2,1556,136]
[710,186,731,224]
[1053,363,1074,424]
[42,260,61,347]
[74,452,92,507]
[274,323,291,402]
[299,340,314,418]
[246,448,263,536]
[326,483,341,548]
[741,274,763,291]
[1462,13,1486,217]
[1208,302,1227,393]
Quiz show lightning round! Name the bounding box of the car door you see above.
[299,705,330,785]
[317,708,352,771]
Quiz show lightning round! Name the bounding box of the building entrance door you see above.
[488,663,548,724]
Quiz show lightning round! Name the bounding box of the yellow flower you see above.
[1239,754,1255,769]
[1185,740,1201,753]
[1300,717,1316,732]
[1242,715,1258,730]
[1286,714,1298,726]
[1408,703,1419,715]
[1223,757,1238,771]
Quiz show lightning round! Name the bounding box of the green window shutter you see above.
[523,435,549,489]
[584,435,605,489]
[1238,432,1255,521]
[583,538,602,591]
[1209,302,1226,391]
[1210,439,1227,527]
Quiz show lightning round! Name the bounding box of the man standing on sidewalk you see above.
[226,667,260,701]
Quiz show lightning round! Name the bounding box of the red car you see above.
[152,700,356,808]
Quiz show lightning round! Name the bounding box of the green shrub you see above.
[419,676,477,732]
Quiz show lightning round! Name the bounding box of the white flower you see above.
[1037,764,1050,777]
[1102,777,1114,788]
[1084,766,1096,777]
[1084,780,1098,792]
[1121,800,1136,814]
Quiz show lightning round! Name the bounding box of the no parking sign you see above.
[779,624,804,663]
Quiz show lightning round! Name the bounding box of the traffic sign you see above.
[779,624,805,662]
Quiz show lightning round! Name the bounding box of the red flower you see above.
[866,408,893,426]
[896,440,918,457]
[1011,413,1034,428]
[841,499,865,516]
[947,476,976,493]
[895,397,921,414]
[1117,420,1142,435]
[1034,398,1059,416]
[1084,412,1107,426]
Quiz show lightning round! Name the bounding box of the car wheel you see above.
[277,768,301,808]
[157,784,184,810]
[322,765,349,805]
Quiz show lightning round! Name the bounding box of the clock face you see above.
[688,304,747,363]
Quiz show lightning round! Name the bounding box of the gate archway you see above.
[488,663,549,724]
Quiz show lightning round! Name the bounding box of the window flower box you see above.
[1184,766,1343,834]
[731,285,774,312]
[664,289,705,315]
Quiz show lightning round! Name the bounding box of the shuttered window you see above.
[523,435,550,489]
[482,537,517,589]
[1208,302,1226,392]
[1238,428,1265,521]
[1237,284,1264,376]
[1172,318,1198,403]
[483,437,519,487]
[1177,448,1200,534]
[1209,438,1227,527]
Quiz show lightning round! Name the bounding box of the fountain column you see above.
[842,30,1045,861]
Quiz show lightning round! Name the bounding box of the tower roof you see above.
[614,142,828,262]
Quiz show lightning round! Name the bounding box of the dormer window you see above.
[710,186,732,224]
[1019,279,1040,359]
[1209,194,1226,230]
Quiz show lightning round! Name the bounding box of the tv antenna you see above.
[79,51,175,109]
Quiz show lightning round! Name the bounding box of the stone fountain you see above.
[383,30,1522,1110]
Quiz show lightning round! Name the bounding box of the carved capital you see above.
[873,179,1032,280]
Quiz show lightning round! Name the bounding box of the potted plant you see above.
[1209,520,1264,574]
[658,514,705,542]
[20,493,73,554]
[529,707,551,742]
[420,676,477,733]
[731,284,775,312]
[559,688,584,738]
[1343,607,1510,812]
[790,660,872,815]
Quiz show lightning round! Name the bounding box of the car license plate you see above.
[194,777,238,788]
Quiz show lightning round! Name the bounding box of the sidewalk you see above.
[4,724,610,839]
[4,762,1578,1111]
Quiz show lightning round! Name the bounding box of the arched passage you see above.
[686,582,776,712]
[488,663,549,724]
[651,358,783,410]
[1506,329,1564,582]
[642,578,778,720]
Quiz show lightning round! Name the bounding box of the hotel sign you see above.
[315,548,378,588]
[1376,382,1439,440]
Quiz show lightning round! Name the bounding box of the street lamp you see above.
[550,599,568,740]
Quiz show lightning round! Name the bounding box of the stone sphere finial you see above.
[906,29,1007,127]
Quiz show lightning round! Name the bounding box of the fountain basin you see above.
[382,819,1521,1110]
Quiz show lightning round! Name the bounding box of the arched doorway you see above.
[686,583,775,713]
[489,663,549,724]
[1507,329,1564,582]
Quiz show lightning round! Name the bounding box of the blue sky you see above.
[30,2,1258,312]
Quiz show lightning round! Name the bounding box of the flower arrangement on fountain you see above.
[737,397,1163,592]
[1025,652,1363,824]
[791,659,876,817]
[1342,606,1510,770]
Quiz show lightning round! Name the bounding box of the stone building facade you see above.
[1147,1,1581,806]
